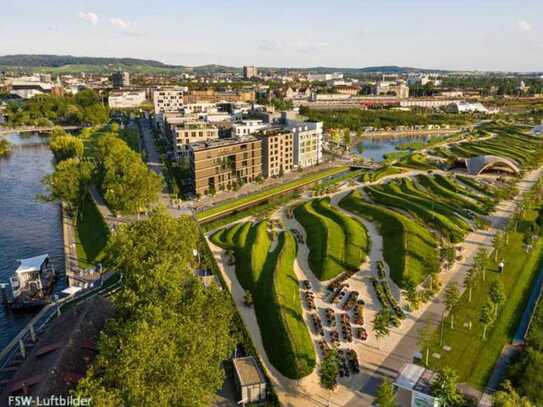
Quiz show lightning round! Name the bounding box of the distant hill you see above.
[0,54,178,68]
[0,54,447,75]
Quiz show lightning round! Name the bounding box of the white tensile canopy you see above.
[15,254,49,274]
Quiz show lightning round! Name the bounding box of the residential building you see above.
[256,129,294,177]
[182,102,218,115]
[188,136,262,196]
[335,85,360,96]
[108,90,146,109]
[232,120,270,136]
[9,79,52,99]
[111,70,130,88]
[153,88,186,114]
[167,120,220,159]
[184,89,255,104]
[284,114,323,168]
[243,65,258,80]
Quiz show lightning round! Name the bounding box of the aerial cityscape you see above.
[1,1,543,406]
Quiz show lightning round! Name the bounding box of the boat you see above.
[0,254,56,311]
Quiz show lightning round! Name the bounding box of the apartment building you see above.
[243,65,258,79]
[108,90,146,109]
[167,120,220,159]
[232,120,269,136]
[188,136,262,196]
[256,129,293,178]
[153,88,186,114]
[184,89,256,104]
[284,117,323,168]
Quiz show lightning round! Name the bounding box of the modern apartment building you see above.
[256,129,293,178]
[232,119,269,136]
[111,70,130,88]
[243,65,258,79]
[153,88,186,114]
[284,117,324,168]
[167,120,220,159]
[188,136,262,196]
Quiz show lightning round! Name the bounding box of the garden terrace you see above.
[339,190,439,287]
[359,166,406,183]
[294,198,369,281]
[210,224,315,379]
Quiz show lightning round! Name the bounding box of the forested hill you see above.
[0,54,178,68]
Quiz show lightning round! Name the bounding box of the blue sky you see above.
[1,0,542,71]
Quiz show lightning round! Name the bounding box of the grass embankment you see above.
[359,166,405,183]
[210,223,315,378]
[196,166,348,222]
[339,190,439,287]
[75,193,110,269]
[429,205,543,389]
[294,198,369,281]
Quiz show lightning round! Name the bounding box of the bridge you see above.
[0,125,81,136]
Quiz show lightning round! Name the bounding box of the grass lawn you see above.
[196,166,348,222]
[75,193,110,269]
[294,200,346,280]
[429,207,543,389]
[359,166,406,183]
[256,231,316,379]
[340,190,439,287]
[210,223,316,379]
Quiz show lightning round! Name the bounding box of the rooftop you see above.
[190,135,259,151]
[232,357,266,386]
[395,363,435,396]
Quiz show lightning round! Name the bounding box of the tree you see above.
[431,368,464,407]
[375,380,396,407]
[49,134,84,162]
[474,248,490,282]
[493,231,505,261]
[41,158,93,212]
[319,348,339,405]
[463,266,477,303]
[417,319,434,367]
[76,212,234,406]
[493,380,536,407]
[489,280,506,318]
[480,300,495,340]
[402,278,420,311]
[373,310,390,342]
[444,282,461,330]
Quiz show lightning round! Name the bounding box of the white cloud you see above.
[110,18,131,30]
[517,19,532,32]
[258,39,328,54]
[78,11,98,26]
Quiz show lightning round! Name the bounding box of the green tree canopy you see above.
[431,368,464,407]
[319,348,339,391]
[49,134,84,162]
[375,379,397,407]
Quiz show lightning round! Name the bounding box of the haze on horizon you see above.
[1,0,542,72]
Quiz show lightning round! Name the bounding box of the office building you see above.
[243,65,258,80]
[256,129,293,178]
[184,89,255,104]
[111,70,130,88]
[188,136,262,196]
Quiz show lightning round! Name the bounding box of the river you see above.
[0,133,65,350]
[353,133,448,161]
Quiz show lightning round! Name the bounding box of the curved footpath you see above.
[208,166,543,407]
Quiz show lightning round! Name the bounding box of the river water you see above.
[353,134,446,161]
[0,133,65,350]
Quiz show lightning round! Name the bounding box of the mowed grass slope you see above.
[294,198,369,280]
[210,222,315,379]
[257,231,315,378]
[340,190,439,287]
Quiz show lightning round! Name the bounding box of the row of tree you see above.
[75,212,235,406]
[4,89,108,127]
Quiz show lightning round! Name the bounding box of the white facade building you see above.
[232,120,270,136]
[9,79,52,99]
[307,72,344,82]
[108,90,146,109]
[153,88,187,114]
[285,119,323,168]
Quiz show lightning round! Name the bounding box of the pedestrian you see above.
[498,260,505,273]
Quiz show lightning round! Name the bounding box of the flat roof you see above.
[395,363,434,395]
[190,135,259,151]
[16,254,49,274]
[232,357,266,386]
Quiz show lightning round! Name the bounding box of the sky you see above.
[1,0,542,71]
